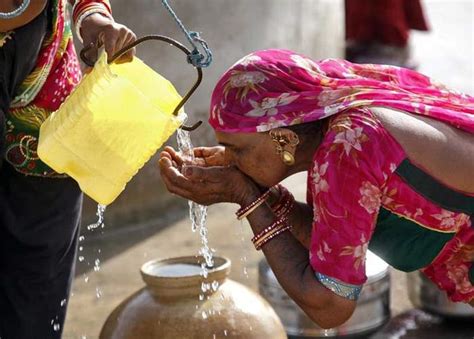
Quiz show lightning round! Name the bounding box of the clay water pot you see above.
[100,256,286,339]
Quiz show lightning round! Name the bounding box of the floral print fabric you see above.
[307,109,474,302]
[4,0,82,176]
[209,49,474,134]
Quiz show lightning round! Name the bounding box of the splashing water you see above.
[95,287,102,299]
[176,129,214,271]
[238,220,250,280]
[83,205,106,301]
[87,204,106,231]
[94,259,101,272]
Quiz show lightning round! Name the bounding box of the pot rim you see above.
[140,255,231,290]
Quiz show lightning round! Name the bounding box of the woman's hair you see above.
[286,118,329,139]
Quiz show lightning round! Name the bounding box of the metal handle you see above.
[79,35,203,131]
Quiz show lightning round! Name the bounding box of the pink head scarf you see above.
[209,49,474,133]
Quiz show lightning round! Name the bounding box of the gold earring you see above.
[282,150,295,166]
[269,130,299,166]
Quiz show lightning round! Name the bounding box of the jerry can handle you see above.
[80,35,203,132]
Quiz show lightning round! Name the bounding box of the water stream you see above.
[176,129,215,270]
[176,129,219,321]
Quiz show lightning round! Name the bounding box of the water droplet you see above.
[79,236,85,242]
[199,294,204,301]
[53,323,60,331]
[79,246,83,251]
[96,287,102,299]
[60,299,67,307]
[211,281,219,291]
[87,205,107,231]
[84,276,89,283]
[94,259,101,271]
[224,330,228,336]
[78,256,84,262]
[201,311,207,319]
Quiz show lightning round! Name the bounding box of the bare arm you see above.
[243,188,356,329]
[159,147,357,329]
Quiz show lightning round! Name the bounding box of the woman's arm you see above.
[159,147,357,329]
[72,0,136,63]
[241,190,357,329]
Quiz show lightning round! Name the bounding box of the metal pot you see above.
[407,271,474,318]
[258,251,391,338]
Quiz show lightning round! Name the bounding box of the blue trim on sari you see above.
[315,272,362,300]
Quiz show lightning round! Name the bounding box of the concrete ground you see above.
[63,1,473,338]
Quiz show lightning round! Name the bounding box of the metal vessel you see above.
[407,271,474,318]
[258,251,391,338]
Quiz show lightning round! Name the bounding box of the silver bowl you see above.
[258,251,391,338]
[407,271,474,318]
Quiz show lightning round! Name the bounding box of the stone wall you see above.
[82,0,344,227]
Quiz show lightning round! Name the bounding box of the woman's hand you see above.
[158,146,260,206]
[80,13,136,63]
[162,146,228,169]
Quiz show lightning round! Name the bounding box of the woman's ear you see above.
[269,128,300,166]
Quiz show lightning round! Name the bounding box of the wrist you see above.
[236,183,262,208]
[74,3,113,43]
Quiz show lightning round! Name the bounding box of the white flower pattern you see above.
[229,71,267,88]
[291,54,326,78]
[311,161,329,195]
[334,127,365,155]
[358,181,381,214]
[245,93,299,117]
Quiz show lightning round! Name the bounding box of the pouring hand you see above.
[80,13,137,63]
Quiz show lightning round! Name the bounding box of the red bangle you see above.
[251,217,288,243]
[272,185,295,218]
[252,218,292,250]
[73,0,112,23]
[236,188,272,220]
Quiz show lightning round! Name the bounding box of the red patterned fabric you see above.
[345,0,429,46]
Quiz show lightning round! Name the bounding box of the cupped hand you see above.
[162,146,228,169]
[159,147,259,206]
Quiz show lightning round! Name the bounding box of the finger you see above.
[103,31,119,62]
[164,146,185,167]
[160,171,198,201]
[182,165,231,183]
[115,31,136,63]
[159,158,198,191]
[159,151,172,160]
[193,147,221,158]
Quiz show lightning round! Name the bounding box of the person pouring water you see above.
[0,1,136,337]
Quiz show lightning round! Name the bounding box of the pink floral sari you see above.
[209,49,474,302]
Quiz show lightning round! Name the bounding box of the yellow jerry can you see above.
[38,49,189,205]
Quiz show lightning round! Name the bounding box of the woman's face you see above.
[215,131,289,188]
